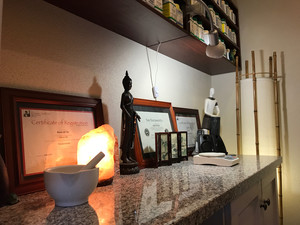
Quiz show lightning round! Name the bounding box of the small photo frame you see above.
[173,107,201,156]
[169,132,180,163]
[179,132,188,160]
[155,132,171,166]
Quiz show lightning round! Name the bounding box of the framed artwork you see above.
[173,107,201,155]
[179,131,188,160]
[133,98,177,168]
[169,132,180,163]
[0,87,104,195]
[155,132,171,167]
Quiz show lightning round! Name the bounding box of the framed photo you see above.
[173,107,201,155]
[133,98,177,168]
[155,132,171,167]
[169,132,180,163]
[0,87,104,195]
[179,131,188,160]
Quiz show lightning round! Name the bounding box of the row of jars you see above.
[143,0,184,28]
[189,16,208,44]
[213,0,236,24]
[208,5,237,44]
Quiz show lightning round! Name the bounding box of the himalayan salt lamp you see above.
[77,124,115,186]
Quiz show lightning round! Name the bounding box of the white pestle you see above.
[80,151,105,171]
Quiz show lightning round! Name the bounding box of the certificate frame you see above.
[133,98,177,168]
[173,107,201,155]
[0,87,104,195]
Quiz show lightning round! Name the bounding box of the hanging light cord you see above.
[146,42,162,91]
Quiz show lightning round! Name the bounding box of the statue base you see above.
[120,162,140,175]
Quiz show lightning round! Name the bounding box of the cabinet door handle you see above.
[264,199,270,206]
[260,203,268,210]
[260,198,271,210]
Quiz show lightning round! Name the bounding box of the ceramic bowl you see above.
[44,165,99,207]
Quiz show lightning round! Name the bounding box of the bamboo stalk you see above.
[235,56,241,155]
[273,52,283,225]
[252,51,259,155]
[245,60,249,78]
[269,56,273,78]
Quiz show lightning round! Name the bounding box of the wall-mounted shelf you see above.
[44,0,239,75]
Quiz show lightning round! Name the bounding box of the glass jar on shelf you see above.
[221,19,227,35]
[197,20,205,42]
[215,13,222,29]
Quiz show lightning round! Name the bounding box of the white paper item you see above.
[240,78,276,155]
[193,155,240,167]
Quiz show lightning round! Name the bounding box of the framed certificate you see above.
[173,107,201,155]
[0,87,104,195]
[133,98,177,168]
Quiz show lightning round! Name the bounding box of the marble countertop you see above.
[0,155,281,225]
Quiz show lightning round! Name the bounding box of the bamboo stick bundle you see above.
[252,51,259,155]
[235,56,241,155]
[273,52,283,225]
[269,56,273,78]
[245,60,249,78]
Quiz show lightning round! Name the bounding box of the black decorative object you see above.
[194,88,227,155]
[120,71,140,175]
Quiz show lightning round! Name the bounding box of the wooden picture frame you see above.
[0,87,104,195]
[179,131,188,160]
[133,98,177,168]
[173,107,201,155]
[155,132,171,167]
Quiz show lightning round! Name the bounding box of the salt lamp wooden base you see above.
[97,177,114,187]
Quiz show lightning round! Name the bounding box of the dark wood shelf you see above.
[44,0,239,75]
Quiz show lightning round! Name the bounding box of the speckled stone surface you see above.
[0,155,281,225]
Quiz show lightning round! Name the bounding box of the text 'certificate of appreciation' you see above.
[176,116,197,148]
[136,111,172,154]
[20,108,95,176]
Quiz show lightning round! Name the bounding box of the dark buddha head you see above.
[122,71,132,91]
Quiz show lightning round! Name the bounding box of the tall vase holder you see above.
[235,51,283,225]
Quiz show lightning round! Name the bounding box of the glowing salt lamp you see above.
[77,124,115,185]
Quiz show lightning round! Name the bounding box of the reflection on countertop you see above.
[0,155,281,225]
[46,203,99,225]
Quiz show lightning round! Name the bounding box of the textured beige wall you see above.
[0,0,211,144]
[213,0,300,224]
[211,72,237,154]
